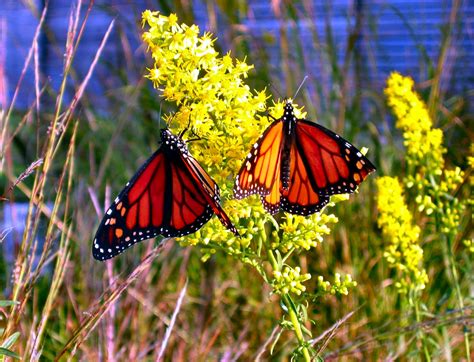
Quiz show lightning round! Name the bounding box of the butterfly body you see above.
[234,101,376,216]
[93,129,238,261]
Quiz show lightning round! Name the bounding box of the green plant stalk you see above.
[283,294,311,362]
[266,248,311,361]
[413,297,431,362]
[24,124,77,360]
[5,45,69,340]
[3,2,96,345]
[446,232,471,362]
[433,190,470,362]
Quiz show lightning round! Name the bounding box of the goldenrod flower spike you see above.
[385,72,445,174]
[377,177,428,294]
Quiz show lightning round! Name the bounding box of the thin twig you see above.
[156,280,188,362]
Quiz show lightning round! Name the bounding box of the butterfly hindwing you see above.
[295,119,376,196]
[280,135,330,215]
[261,134,330,215]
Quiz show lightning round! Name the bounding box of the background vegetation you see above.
[0,0,471,360]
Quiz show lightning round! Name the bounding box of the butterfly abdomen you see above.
[281,102,298,190]
[281,124,292,190]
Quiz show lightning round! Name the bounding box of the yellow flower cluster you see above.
[376,177,428,294]
[141,12,356,311]
[180,197,271,262]
[385,72,470,241]
[436,167,466,233]
[271,213,338,252]
[317,273,357,296]
[384,72,445,174]
[463,239,474,254]
[272,266,311,296]
[142,10,267,186]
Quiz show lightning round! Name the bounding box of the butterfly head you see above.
[161,129,188,154]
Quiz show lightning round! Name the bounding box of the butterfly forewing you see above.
[182,153,239,236]
[93,148,215,260]
[296,120,376,196]
[234,120,284,199]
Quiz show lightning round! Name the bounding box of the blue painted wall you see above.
[1,0,473,110]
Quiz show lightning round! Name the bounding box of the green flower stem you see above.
[283,294,311,362]
[266,247,311,361]
[434,194,471,362]
[446,233,471,362]
[414,299,431,362]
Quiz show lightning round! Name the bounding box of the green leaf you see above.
[0,300,19,307]
[1,332,20,349]
[0,347,20,360]
[301,324,312,337]
[299,304,308,323]
[270,329,283,355]
[274,250,283,270]
[268,215,279,230]
[280,320,293,330]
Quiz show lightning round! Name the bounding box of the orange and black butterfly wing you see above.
[260,178,282,214]
[93,148,213,261]
[184,155,239,236]
[261,133,330,215]
[234,120,285,199]
[295,119,376,197]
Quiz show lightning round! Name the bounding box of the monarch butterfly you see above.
[93,128,239,261]
[234,100,376,215]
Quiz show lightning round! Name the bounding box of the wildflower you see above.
[384,72,472,359]
[376,177,428,294]
[142,11,268,242]
[317,274,357,296]
[385,72,470,246]
[463,239,474,254]
[385,72,445,174]
[272,213,338,252]
[272,266,311,296]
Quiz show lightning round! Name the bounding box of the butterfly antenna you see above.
[267,82,284,101]
[265,83,284,121]
[158,99,165,129]
[179,115,192,138]
[186,129,203,143]
[293,76,308,101]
